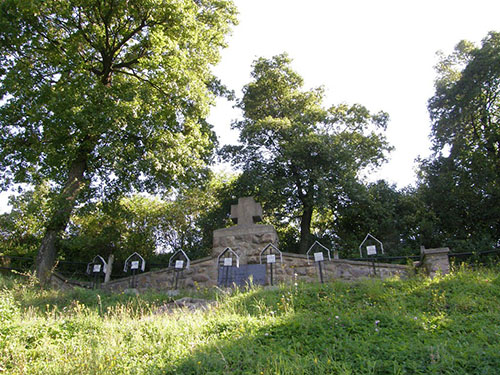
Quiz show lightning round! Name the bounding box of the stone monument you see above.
[213,197,279,265]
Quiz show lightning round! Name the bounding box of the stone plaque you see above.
[217,264,266,286]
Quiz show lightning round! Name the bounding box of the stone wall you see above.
[420,247,450,277]
[48,197,450,292]
[96,252,409,293]
[260,252,408,285]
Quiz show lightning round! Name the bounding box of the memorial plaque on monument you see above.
[217,264,267,287]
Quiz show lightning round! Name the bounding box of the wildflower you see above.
[335,315,339,319]
[375,328,379,332]
[375,320,380,325]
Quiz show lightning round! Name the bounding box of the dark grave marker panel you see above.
[217,264,266,286]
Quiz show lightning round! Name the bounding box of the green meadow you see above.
[1,268,499,374]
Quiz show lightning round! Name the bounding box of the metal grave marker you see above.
[307,241,331,284]
[168,250,190,290]
[124,252,146,288]
[260,243,283,286]
[217,247,240,287]
[86,255,107,289]
[359,234,384,276]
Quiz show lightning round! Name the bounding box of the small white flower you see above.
[335,315,339,319]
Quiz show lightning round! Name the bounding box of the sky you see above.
[1,0,500,213]
[208,0,500,187]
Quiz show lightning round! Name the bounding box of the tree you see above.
[61,170,241,263]
[429,32,500,176]
[222,54,390,253]
[0,183,51,258]
[0,0,237,283]
[422,31,500,250]
[331,180,437,257]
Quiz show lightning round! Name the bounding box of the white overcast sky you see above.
[1,0,500,212]
[208,0,500,187]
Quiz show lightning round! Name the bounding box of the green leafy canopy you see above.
[0,0,238,198]
[222,53,391,252]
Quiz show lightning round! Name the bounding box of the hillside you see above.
[1,268,499,374]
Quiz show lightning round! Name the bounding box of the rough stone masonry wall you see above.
[101,256,218,292]
[95,252,409,293]
[268,252,409,284]
[51,247,447,293]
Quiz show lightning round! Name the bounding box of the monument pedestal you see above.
[213,224,278,264]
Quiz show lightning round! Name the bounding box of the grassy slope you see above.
[1,268,499,374]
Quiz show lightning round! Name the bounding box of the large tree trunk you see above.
[36,154,88,285]
[298,203,314,254]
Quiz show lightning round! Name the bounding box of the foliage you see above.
[61,171,241,263]
[419,31,500,252]
[1,268,500,374]
[0,0,237,281]
[331,180,438,257]
[222,54,391,253]
[0,183,51,257]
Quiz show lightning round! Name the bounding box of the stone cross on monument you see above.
[230,197,263,227]
[213,196,277,266]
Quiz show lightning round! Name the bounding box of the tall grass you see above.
[1,267,499,374]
